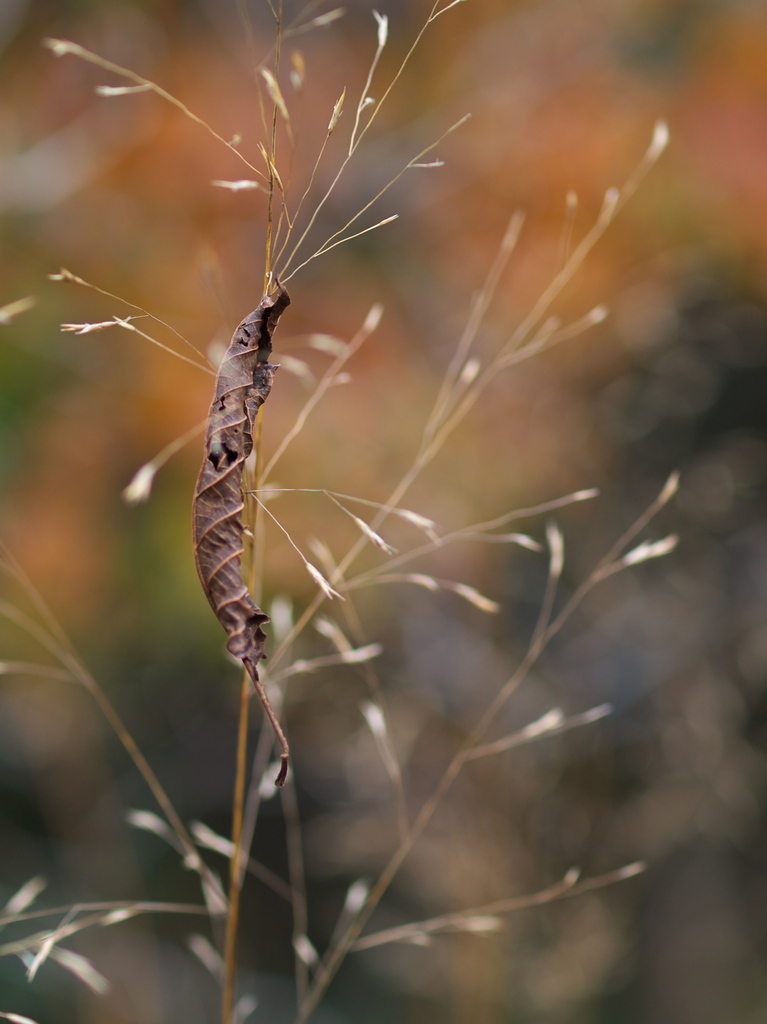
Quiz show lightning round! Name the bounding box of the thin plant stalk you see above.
[221,669,252,1024]
[263,0,284,285]
[281,775,309,1002]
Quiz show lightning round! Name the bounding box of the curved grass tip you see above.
[122,463,156,504]
[363,303,384,334]
[43,37,76,56]
[659,469,680,504]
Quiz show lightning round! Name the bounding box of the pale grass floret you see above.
[290,52,305,92]
[267,643,382,683]
[0,296,36,324]
[459,357,481,385]
[313,615,352,651]
[189,820,293,902]
[294,934,320,968]
[446,582,500,613]
[306,333,348,356]
[122,421,205,505]
[361,700,386,739]
[327,88,346,134]
[342,510,396,554]
[3,877,46,916]
[126,808,182,849]
[99,908,137,925]
[121,463,156,505]
[27,945,109,995]
[343,880,370,916]
[188,933,224,980]
[212,179,262,192]
[361,700,403,793]
[307,537,337,578]
[391,508,438,536]
[306,562,343,600]
[95,83,151,96]
[234,995,258,1023]
[258,142,286,192]
[60,318,131,333]
[260,68,290,123]
[268,595,295,646]
[545,521,565,579]
[191,821,235,859]
[287,8,345,36]
[610,534,680,571]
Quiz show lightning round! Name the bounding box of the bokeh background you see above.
[2,0,767,1021]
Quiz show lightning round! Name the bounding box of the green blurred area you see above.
[2,1,767,1022]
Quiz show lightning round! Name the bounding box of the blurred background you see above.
[1,0,767,1021]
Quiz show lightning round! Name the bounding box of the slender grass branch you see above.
[221,670,252,1024]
